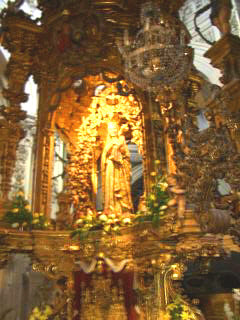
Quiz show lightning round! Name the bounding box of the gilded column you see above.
[0,10,40,217]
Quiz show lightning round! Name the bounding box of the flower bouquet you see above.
[3,190,32,230]
[224,289,240,320]
[166,296,196,320]
[3,190,52,231]
[135,169,169,227]
[29,305,53,320]
[71,209,133,240]
[31,212,50,230]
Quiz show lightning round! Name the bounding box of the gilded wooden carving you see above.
[1,0,240,319]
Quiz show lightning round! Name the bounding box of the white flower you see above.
[99,214,108,222]
[224,303,234,320]
[122,217,131,224]
[160,205,168,210]
[233,289,240,301]
[11,222,19,228]
[85,215,92,222]
[159,182,168,190]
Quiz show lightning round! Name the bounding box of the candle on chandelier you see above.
[124,29,130,46]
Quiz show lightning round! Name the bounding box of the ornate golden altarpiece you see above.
[0,0,240,319]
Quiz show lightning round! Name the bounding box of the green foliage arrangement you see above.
[31,212,49,230]
[135,172,169,227]
[166,296,195,320]
[3,190,51,231]
[71,209,133,240]
[3,190,32,229]
[29,305,53,320]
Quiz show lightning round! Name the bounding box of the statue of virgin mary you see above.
[101,121,133,215]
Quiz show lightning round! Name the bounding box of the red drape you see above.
[73,265,138,320]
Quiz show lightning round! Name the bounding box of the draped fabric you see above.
[75,258,130,273]
[73,259,138,320]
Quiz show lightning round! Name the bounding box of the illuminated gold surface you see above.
[1,221,237,319]
[101,121,133,215]
[62,78,144,217]
[0,1,240,319]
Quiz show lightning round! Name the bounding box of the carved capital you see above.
[1,105,27,122]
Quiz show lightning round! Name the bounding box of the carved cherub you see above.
[167,175,186,221]
[210,0,233,35]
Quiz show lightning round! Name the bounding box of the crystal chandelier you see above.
[117,2,193,93]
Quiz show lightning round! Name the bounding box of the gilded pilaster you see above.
[204,34,240,152]
[32,69,58,217]
[141,97,156,194]
[0,116,25,218]
[32,123,55,218]
[140,92,167,194]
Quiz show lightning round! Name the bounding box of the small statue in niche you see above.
[167,175,186,221]
[210,0,233,35]
[101,121,133,216]
[137,193,147,213]
[56,191,72,230]
[56,13,72,53]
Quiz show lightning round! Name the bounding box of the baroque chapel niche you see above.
[54,73,144,221]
